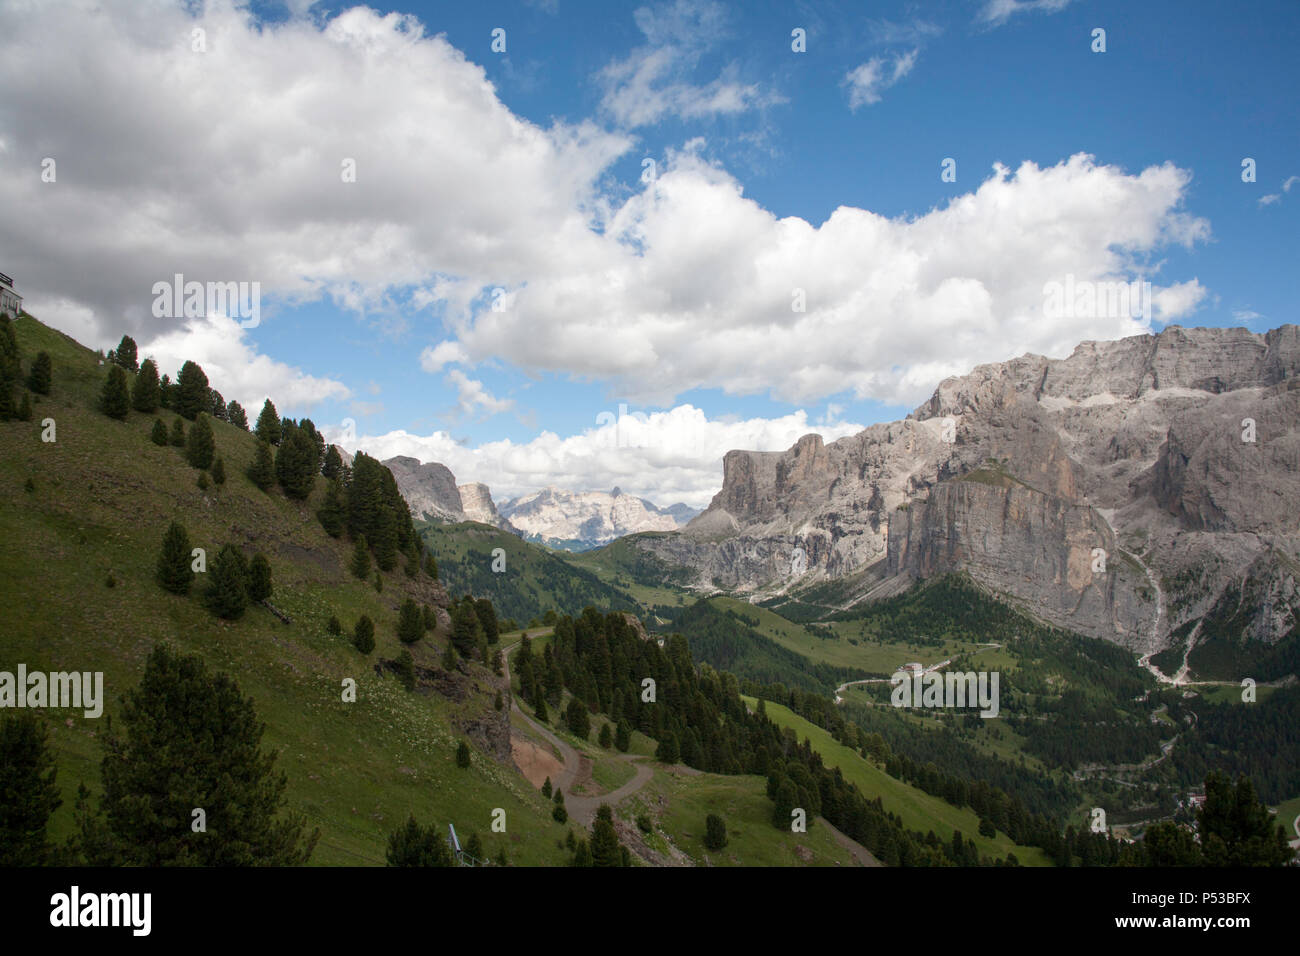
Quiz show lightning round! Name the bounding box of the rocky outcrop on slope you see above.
[630,324,1300,652]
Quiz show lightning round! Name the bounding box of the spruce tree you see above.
[26,351,51,395]
[100,364,129,420]
[451,600,483,657]
[614,721,631,753]
[205,544,249,620]
[0,713,63,865]
[322,445,343,481]
[156,521,194,595]
[175,360,209,420]
[248,554,273,603]
[656,733,680,765]
[349,534,371,579]
[185,412,215,469]
[209,389,226,421]
[327,615,341,636]
[158,373,172,409]
[254,398,281,445]
[226,400,248,430]
[456,741,471,768]
[385,816,451,867]
[247,440,274,490]
[93,643,319,865]
[397,598,423,644]
[211,457,226,485]
[541,777,552,799]
[395,649,415,691]
[590,804,621,867]
[169,417,186,446]
[474,598,500,645]
[371,504,399,572]
[599,723,613,749]
[275,423,317,500]
[441,640,456,671]
[114,335,138,372]
[424,552,438,579]
[131,358,159,412]
[703,813,728,851]
[353,616,375,654]
[565,697,591,740]
[316,478,346,537]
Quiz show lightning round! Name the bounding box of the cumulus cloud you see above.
[138,313,350,413]
[597,0,782,127]
[323,404,865,509]
[844,49,918,110]
[446,369,514,419]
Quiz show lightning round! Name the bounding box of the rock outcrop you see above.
[629,324,1300,652]
[499,486,699,551]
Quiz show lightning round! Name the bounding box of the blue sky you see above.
[1,0,1296,505]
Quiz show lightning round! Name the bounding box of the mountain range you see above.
[623,325,1300,673]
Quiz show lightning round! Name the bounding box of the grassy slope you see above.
[743,696,1053,866]
[0,315,568,865]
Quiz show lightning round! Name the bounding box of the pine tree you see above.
[226,400,248,430]
[254,398,281,445]
[100,364,129,420]
[395,649,415,691]
[0,713,63,865]
[208,388,226,421]
[275,423,317,500]
[248,554,273,603]
[158,373,172,409]
[197,471,210,490]
[169,417,186,446]
[327,615,341,636]
[552,803,568,825]
[211,457,226,485]
[532,684,548,723]
[599,723,613,749]
[614,721,631,753]
[371,504,399,571]
[322,445,343,481]
[565,697,591,740]
[349,535,371,579]
[114,335,138,373]
[456,741,471,769]
[422,604,436,632]
[474,598,500,645]
[92,643,319,865]
[466,831,483,860]
[185,412,215,469]
[541,777,552,799]
[441,640,456,671]
[175,360,209,420]
[156,521,194,595]
[316,478,345,537]
[451,600,483,657]
[703,813,728,851]
[353,616,375,654]
[397,598,423,644]
[204,544,249,620]
[130,358,159,412]
[26,351,51,395]
[385,816,452,867]
[424,552,439,579]
[248,440,274,490]
[656,733,680,765]
[590,804,621,867]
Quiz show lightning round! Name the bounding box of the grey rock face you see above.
[383,456,464,522]
[630,324,1300,652]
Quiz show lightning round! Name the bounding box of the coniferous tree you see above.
[211,457,226,486]
[226,400,248,430]
[26,351,51,395]
[451,600,483,657]
[1198,771,1293,867]
[158,373,172,409]
[100,364,129,420]
[0,714,63,866]
[385,816,452,867]
[169,417,186,446]
[599,723,613,749]
[614,721,631,753]
[474,598,500,645]
[205,544,249,620]
[456,741,471,768]
[441,640,456,671]
[316,479,346,537]
[541,777,552,799]
[185,413,215,469]
[248,554,273,603]
[424,552,439,579]
[703,814,728,851]
[254,399,281,445]
[322,445,343,481]
[197,471,210,490]
[532,686,548,723]
[113,335,138,372]
[566,697,591,741]
[656,733,680,765]
[590,804,621,867]
[371,505,399,572]
[395,649,415,691]
[91,643,319,865]
[569,838,589,865]
[131,358,159,412]
[248,440,274,490]
[208,389,227,422]
[275,422,317,500]
[353,616,375,654]
[156,521,194,595]
[349,534,371,580]
[327,615,342,636]
[552,802,568,825]
[397,598,423,644]
[175,360,209,420]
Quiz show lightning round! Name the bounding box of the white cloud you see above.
[979,0,1073,27]
[598,0,782,127]
[420,340,468,372]
[325,404,865,509]
[844,49,918,110]
[446,369,514,419]
[1283,175,1299,192]
[1259,194,1282,207]
[138,313,350,413]
[1233,309,1263,323]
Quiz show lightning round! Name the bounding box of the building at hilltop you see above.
[0,273,22,318]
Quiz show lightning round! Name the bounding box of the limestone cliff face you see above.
[383,456,463,522]
[457,481,519,533]
[631,324,1300,652]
